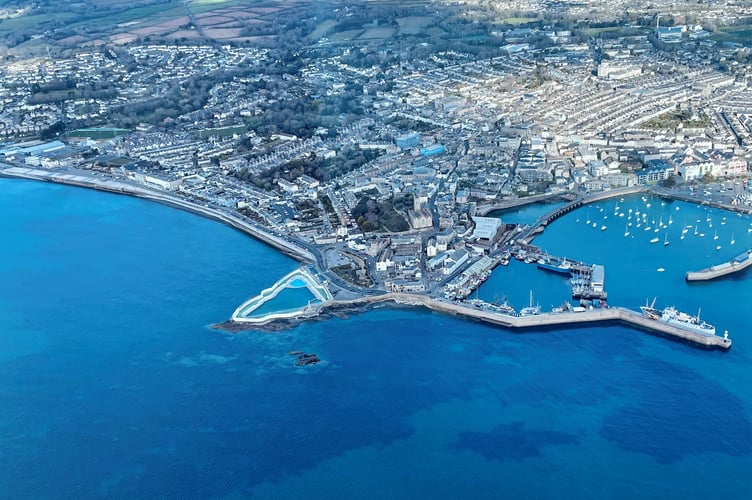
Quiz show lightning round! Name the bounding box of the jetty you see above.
[511,244,608,301]
[685,249,752,282]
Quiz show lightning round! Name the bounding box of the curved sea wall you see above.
[0,165,315,263]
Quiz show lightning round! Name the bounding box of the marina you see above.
[510,244,608,301]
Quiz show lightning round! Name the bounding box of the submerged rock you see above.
[295,353,321,366]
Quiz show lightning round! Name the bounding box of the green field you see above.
[329,29,364,43]
[585,26,624,37]
[309,19,337,41]
[499,17,538,26]
[95,4,183,26]
[187,0,250,15]
[0,11,77,32]
[68,128,131,139]
[396,16,434,35]
[711,25,752,46]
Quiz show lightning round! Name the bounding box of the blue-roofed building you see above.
[420,144,445,157]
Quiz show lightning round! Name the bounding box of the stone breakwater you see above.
[220,292,731,350]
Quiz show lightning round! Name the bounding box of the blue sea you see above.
[2,180,752,499]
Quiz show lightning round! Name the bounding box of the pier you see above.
[379,294,731,350]
[686,249,752,281]
[510,244,608,301]
[242,292,731,350]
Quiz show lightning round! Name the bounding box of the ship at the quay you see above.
[640,299,720,337]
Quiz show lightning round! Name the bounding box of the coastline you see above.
[1,164,738,350]
[217,292,732,350]
[0,164,315,263]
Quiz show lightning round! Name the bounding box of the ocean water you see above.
[2,180,752,499]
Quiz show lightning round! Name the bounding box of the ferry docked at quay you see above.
[640,299,723,338]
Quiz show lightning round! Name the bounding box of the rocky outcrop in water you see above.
[294,353,320,366]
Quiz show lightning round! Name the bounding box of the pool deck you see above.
[232,267,332,323]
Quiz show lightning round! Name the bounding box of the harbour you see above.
[2,164,744,353]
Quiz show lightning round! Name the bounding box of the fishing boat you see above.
[650,236,660,244]
[537,257,573,275]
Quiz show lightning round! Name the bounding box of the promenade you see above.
[0,164,316,263]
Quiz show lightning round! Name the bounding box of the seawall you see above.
[241,292,731,350]
[0,165,315,263]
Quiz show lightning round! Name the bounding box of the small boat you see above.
[663,233,670,246]
[601,225,607,231]
[713,230,718,241]
[592,222,597,228]
[716,245,722,251]
[519,290,541,316]
[657,268,665,272]
[650,237,660,244]
[731,233,736,245]
[644,226,651,232]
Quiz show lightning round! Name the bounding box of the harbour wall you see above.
[686,250,752,281]
[246,292,731,350]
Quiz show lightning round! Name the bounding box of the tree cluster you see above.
[351,196,409,233]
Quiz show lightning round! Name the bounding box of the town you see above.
[1,0,751,345]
